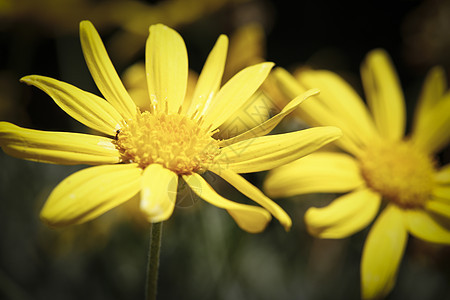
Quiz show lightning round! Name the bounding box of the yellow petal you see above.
[140,164,177,223]
[219,88,319,146]
[183,173,271,233]
[41,164,142,227]
[435,164,450,183]
[304,188,381,238]
[208,167,292,231]
[0,122,120,165]
[412,66,446,137]
[216,90,273,140]
[405,209,450,244]
[20,75,122,136]
[432,185,450,201]
[187,35,228,117]
[215,126,341,173]
[203,62,274,130]
[411,92,450,154]
[146,24,188,114]
[296,69,379,145]
[264,152,365,197]
[273,67,363,156]
[426,200,450,218]
[79,20,136,119]
[361,204,407,300]
[360,49,406,141]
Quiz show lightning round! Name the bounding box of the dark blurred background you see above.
[1,0,449,299]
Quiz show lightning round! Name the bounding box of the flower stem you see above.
[146,222,163,300]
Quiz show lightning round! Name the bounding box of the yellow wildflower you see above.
[0,21,341,233]
[264,49,450,298]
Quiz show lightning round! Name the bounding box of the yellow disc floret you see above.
[116,111,220,175]
[359,140,436,209]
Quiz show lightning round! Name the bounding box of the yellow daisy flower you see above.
[264,49,450,298]
[0,21,341,233]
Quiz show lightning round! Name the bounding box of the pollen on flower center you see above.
[115,111,220,175]
[359,140,436,209]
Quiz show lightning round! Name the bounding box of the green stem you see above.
[146,222,163,300]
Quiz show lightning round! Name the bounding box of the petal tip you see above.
[39,209,61,228]
[149,23,169,33]
[283,220,292,232]
[326,126,343,138]
[263,61,275,70]
[218,34,229,43]
[19,75,33,84]
[367,48,388,60]
[79,20,94,32]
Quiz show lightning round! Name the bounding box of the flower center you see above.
[359,140,435,209]
[116,111,220,175]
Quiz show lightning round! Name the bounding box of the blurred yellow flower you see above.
[0,0,234,35]
[264,49,450,298]
[0,21,341,233]
[0,0,243,67]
